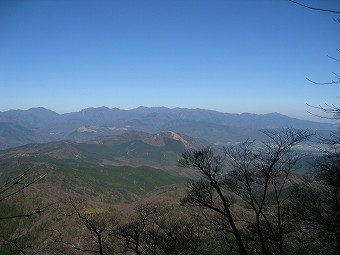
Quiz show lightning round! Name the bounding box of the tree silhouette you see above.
[179,147,248,254]
[179,128,310,255]
[224,129,311,254]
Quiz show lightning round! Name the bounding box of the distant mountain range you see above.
[0,106,336,150]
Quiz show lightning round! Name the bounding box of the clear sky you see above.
[1,0,339,120]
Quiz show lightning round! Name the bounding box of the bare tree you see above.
[117,204,164,255]
[52,198,207,255]
[286,4,340,250]
[159,216,206,255]
[0,168,47,220]
[224,128,311,255]
[0,168,51,254]
[179,147,248,254]
[117,203,206,255]
[288,148,340,254]
[179,129,311,255]
[52,198,119,255]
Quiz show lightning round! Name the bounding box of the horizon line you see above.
[0,105,335,124]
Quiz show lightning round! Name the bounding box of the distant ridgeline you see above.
[0,106,336,150]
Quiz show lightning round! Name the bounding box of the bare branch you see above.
[0,168,46,203]
[307,102,340,120]
[288,0,340,14]
[51,229,101,254]
[0,236,32,255]
[0,202,54,221]
[327,55,340,63]
[306,77,340,86]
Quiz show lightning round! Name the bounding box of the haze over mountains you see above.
[0,106,336,150]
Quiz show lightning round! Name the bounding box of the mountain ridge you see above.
[1,106,334,127]
[0,106,336,150]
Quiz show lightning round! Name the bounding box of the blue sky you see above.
[0,0,339,120]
